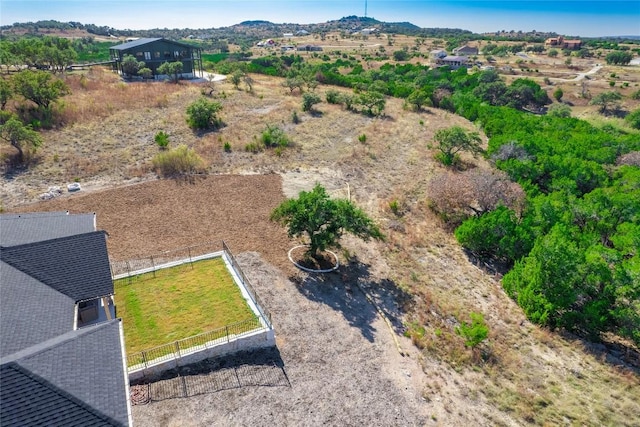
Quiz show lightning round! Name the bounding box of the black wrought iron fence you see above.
[127,317,263,369]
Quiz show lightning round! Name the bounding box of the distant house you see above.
[437,55,470,69]
[453,45,478,56]
[297,44,323,52]
[0,212,132,426]
[110,37,203,80]
[430,49,448,61]
[283,33,294,38]
[545,36,582,49]
[295,30,309,36]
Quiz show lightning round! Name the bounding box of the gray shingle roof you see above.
[0,231,113,302]
[1,321,128,426]
[0,212,130,426]
[0,212,95,247]
[0,262,75,357]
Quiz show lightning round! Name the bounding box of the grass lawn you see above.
[114,257,257,355]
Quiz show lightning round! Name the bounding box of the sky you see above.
[1,0,639,37]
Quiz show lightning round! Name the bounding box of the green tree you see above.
[121,54,145,78]
[605,51,633,65]
[431,126,483,166]
[186,97,223,130]
[12,70,69,110]
[0,78,12,110]
[270,184,384,258]
[625,108,640,130]
[455,312,489,349]
[553,87,563,102]
[138,67,153,80]
[302,92,321,112]
[230,69,245,89]
[0,116,42,162]
[406,89,431,111]
[356,90,386,116]
[590,91,622,115]
[157,61,183,83]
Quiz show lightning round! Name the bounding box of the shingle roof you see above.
[1,321,129,426]
[0,231,113,302]
[0,212,95,247]
[0,212,130,426]
[0,262,75,357]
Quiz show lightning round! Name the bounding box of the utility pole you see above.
[365,0,367,18]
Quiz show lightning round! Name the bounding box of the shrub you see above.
[223,141,231,152]
[302,92,321,112]
[186,98,223,130]
[547,103,572,118]
[326,89,341,104]
[152,144,204,177]
[260,125,290,148]
[154,131,169,149]
[358,133,367,143]
[291,110,300,124]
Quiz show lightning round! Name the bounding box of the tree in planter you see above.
[270,184,384,259]
[186,97,223,130]
[431,126,483,167]
[0,116,42,163]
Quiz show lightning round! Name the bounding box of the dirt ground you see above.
[4,73,639,426]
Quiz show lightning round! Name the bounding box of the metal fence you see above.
[126,317,263,369]
[111,241,273,371]
[110,241,226,280]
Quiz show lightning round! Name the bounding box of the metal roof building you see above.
[109,37,203,80]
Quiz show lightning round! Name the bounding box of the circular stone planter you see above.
[288,245,339,273]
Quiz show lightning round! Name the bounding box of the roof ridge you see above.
[0,229,106,253]
[1,320,120,365]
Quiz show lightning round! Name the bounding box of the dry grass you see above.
[4,67,640,426]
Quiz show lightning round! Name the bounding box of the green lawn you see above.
[114,257,256,355]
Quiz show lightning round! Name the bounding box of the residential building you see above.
[109,37,203,79]
[0,212,132,426]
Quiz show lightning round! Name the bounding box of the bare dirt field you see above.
[4,71,640,426]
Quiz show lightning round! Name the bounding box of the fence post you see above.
[126,260,132,284]
[151,255,156,278]
[142,351,148,369]
[175,341,181,358]
[226,325,230,343]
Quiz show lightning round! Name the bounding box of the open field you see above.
[114,258,256,354]
[4,62,640,425]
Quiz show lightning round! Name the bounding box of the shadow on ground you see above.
[291,255,414,342]
[129,347,290,404]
